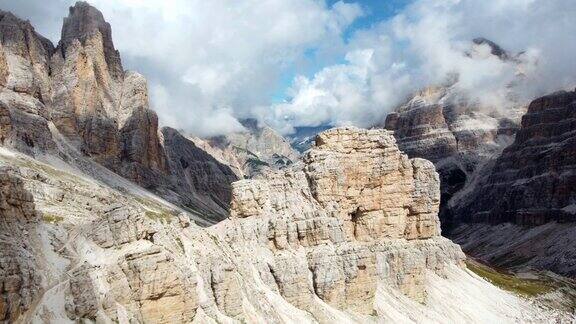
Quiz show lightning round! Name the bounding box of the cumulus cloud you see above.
[264,0,576,134]
[3,0,576,137]
[83,0,365,136]
[2,0,363,136]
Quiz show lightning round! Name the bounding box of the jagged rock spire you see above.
[60,1,123,77]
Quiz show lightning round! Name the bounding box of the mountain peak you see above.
[472,37,512,61]
[60,1,122,75]
[61,2,110,45]
[0,10,54,53]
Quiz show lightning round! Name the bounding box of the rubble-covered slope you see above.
[0,127,567,323]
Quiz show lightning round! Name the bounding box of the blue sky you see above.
[272,0,414,103]
[332,0,413,39]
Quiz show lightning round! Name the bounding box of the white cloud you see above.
[85,0,363,136]
[266,0,576,134]
[3,0,576,137]
[1,0,363,136]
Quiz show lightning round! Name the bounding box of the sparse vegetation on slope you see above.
[466,259,554,297]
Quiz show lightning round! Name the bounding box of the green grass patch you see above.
[175,237,184,252]
[42,213,64,224]
[246,157,269,167]
[144,210,174,223]
[466,259,554,297]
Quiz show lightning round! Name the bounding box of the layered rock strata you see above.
[50,2,166,174]
[161,127,239,221]
[448,90,576,276]
[384,85,522,231]
[0,10,56,155]
[451,90,576,225]
[382,39,528,232]
[0,167,42,322]
[0,127,564,322]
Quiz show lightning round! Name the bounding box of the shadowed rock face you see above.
[452,90,576,226]
[162,127,239,222]
[447,90,576,277]
[0,10,54,101]
[0,11,56,155]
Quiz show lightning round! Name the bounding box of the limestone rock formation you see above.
[382,39,529,232]
[51,1,165,175]
[0,3,238,219]
[452,90,576,225]
[0,5,572,322]
[448,90,576,277]
[0,126,564,323]
[208,118,299,177]
[0,10,56,155]
[0,10,53,101]
[59,1,123,79]
[383,84,522,231]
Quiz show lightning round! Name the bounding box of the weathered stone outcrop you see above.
[0,167,42,322]
[59,1,123,79]
[0,3,241,221]
[0,10,53,101]
[0,11,56,155]
[0,90,56,155]
[0,2,166,178]
[382,39,529,232]
[64,127,466,321]
[225,127,460,314]
[50,2,157,171]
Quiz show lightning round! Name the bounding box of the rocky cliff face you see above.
[382,39,528,232]
[50,1,165,174]
[0,127,562,323]
[451,90,576,225]
[207,118,300,178]
[384,84,522,231]
[448,90,576,276]
[0,2,238,220]
[0,4,573,322]
[0,10,56,155]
